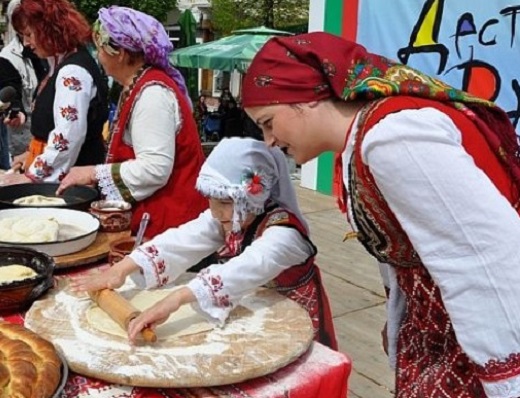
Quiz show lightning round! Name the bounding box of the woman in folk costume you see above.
[4,0,108,184]
[72,137,337,350]
[242,32,520,398]
[57,6,207,238]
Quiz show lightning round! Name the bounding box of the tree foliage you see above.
[211,0,309,35]
[70,0,178,23]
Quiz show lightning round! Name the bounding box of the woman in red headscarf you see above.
[243,32,520,398]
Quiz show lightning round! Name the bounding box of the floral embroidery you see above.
[60,105,79,122]
[144,245,159,257]
[286,50,297,59]
[32,157,53,178]
[156,259,166,274]
[52,132,69,152]
[242,168,264,195]
[58,171,67,182]
[294,38,311,45]
[198,269,231,308]
[62,76,82,91]
[314,83,329,94]
[254,75,273,88]
[322,59,336,77]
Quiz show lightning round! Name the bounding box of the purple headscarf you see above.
[96,6,189,101]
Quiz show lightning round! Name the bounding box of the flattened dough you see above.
[87,289,214,340]
[13,195,66,206]
[0,264,37,283]
[0,216,59,243]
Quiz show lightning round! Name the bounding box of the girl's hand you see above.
[70,258,139,292]
[127,287,196,344]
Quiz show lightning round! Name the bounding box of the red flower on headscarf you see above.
[242,169,264,195]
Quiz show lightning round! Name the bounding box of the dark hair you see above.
[12,0,92,54]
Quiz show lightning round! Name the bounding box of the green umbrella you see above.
[170,26,293,73]
[177,9,199,101]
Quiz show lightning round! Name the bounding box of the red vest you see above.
[108,68,208,238]
[347,96,520,397]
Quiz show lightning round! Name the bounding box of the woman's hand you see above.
[127,286,196,344]
[12,152,28,170]
[70,257,140,292]
[56,165,97,195]
[4,112,26,128]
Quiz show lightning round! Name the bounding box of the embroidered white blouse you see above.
[96,85,180,202]
[127,209,315,324]
[27,59,97,182]
[343,107,520,397]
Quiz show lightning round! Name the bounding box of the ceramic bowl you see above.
[0,247,55,313]
[90,200,132,233]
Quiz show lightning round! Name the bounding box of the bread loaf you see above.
[0,322,61,398]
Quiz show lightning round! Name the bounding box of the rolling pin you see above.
[89,289,157,343]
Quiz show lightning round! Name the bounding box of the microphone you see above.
[0,86,17,111]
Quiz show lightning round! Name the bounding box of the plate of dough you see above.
[0,208,100,257]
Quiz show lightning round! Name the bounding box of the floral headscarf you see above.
[196,137,307,233]
[242,31,520,190]
[94,6,189,101]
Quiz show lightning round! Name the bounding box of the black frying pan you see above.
[0,183,99,211]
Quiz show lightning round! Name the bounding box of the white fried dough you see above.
[0,216,59,243]
[13,195,66,206]
[0,265,37,283]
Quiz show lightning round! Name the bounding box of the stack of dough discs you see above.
[13,195,66,206]
[0,264,37,284]
[0,216,59,243]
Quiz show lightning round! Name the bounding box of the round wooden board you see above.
[53,230,131,269]
[25,280,314,388]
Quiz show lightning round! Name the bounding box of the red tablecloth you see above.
[2,267,351,398]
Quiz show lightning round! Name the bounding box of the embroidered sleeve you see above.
[186,225,315,324]
[128,210,223,289]
[26,64,95,182]
[117,85,180,202]
[95,163,131,203]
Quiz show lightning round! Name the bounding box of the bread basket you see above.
[0,247,55,313]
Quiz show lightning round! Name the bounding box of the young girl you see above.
[72,137,337,350]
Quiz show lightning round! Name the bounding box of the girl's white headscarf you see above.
[196,137,308,233]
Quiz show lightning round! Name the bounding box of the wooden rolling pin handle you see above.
[126,315,158,343]
[89,289,157,343]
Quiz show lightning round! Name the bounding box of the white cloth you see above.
[96,84,180,202]
[27,58,97,182]
[344,106,520,397]
[196,137,308,233]
[128,209,314,324]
